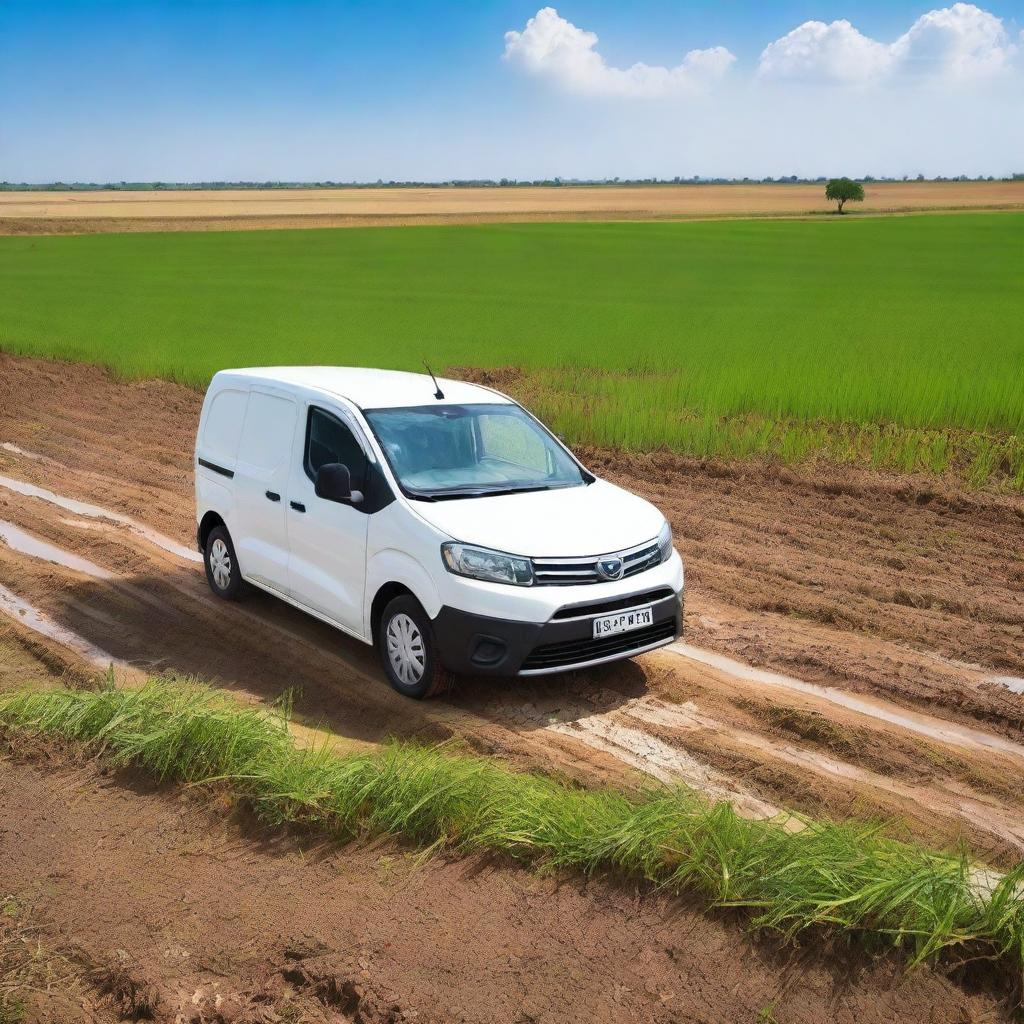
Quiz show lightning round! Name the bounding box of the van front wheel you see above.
[378,596,452,699]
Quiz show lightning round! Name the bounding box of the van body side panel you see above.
[231,388,300,594]
[285,511,369,635]
[366,549,443,623]
[365,503,445,626]
[196,476,234,532]
[195,380,250,544]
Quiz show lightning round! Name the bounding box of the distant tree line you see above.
[2,173,1021,192]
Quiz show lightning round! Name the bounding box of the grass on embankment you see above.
[483,368,1024,490]
[2,680,1023,978]
[1,214,1021,488]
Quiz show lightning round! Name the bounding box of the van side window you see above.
[305,407,367,490]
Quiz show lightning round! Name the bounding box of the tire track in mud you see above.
[679,595,1024,742]
[619,695,1024,852]
[667,642,1024,762]
[3,451,1024,854]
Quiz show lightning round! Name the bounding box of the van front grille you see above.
[532,540,662,587]
[521,618,677,671]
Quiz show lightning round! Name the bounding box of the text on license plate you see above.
[593,606,654,638]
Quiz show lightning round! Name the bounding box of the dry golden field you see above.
[2,180,1022,233]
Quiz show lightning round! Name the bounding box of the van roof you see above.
[214,366,512,410]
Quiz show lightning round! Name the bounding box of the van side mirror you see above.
[315,463,363,505]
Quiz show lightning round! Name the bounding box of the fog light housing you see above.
[470,635,508,667]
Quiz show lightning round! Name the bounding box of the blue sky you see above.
[2,1,1022,181]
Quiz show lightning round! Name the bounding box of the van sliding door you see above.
[232,388,299,594]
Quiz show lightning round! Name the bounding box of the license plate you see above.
[593,606,653,638]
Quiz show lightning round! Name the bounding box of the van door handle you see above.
[265,490,281,502]
[290,501,306,513]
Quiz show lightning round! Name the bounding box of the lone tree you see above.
[825,177,865,214]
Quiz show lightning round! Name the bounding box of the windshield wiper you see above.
[412,484,559,501]
[478,485,556,497]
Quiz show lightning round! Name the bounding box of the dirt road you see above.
[1,354,1023,866]
[2,181,1022,234]
[4,734,1012,1024]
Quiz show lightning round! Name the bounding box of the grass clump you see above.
[2,680,1023,976]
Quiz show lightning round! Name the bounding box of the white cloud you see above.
[759,3,1017,83]
[503,7,735,99]
[891,4,1017,79]
[758,20,895,82]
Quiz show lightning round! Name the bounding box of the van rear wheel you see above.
[204,525,248,601]
[378,596,452,699]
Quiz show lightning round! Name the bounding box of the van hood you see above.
[410,479,665,558]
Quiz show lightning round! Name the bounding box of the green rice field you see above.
[1,213,1021,485]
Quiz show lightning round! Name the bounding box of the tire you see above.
[377,595,453,699]
[203,525,248,601]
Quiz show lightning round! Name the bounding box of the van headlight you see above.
[657,520,674,562]
[441,543,534,586]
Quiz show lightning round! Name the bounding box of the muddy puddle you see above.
[546,711,782,818]
[0,582,125,670]
[0,518,114,578]
[0,470,202,563]
[989,675,1024,695]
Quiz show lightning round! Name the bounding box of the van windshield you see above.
[362,404,587,500]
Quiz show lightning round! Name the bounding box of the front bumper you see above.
[432,587,683,676]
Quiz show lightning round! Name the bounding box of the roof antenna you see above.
[423,362,445,400]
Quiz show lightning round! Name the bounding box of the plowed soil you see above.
[1,355,1024,1018]
[2,181,1022,234]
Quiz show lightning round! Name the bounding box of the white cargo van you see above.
[194,367,684,698]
